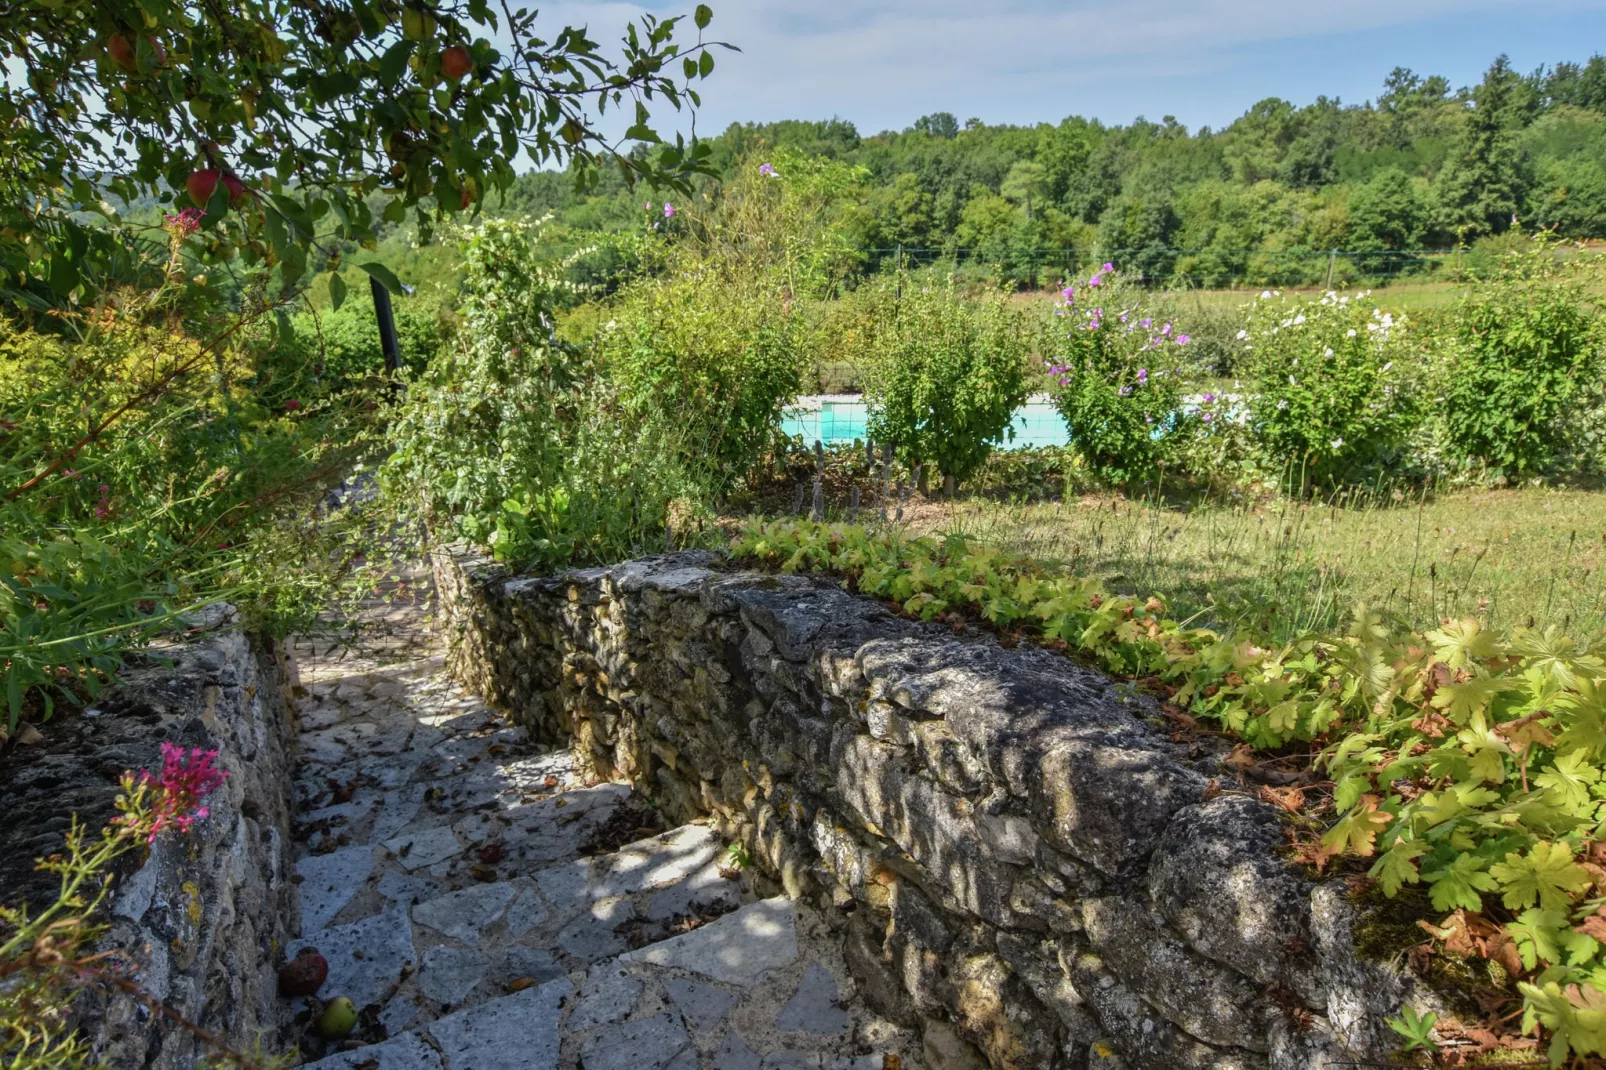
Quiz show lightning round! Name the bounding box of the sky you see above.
[539,0,1606,138]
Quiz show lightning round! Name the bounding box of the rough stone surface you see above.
[277,578,915,1070]
[435,547,1445,1070]
[0,613,299,1069]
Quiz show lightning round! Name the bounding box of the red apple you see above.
[222,173,247,203]
[440,45,472,81]
[107,34,137,73]
[186,169,220,207]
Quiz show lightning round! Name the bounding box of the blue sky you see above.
[542,0,1606,136]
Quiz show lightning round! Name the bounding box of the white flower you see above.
[1276,399,1288,409]
[1293,314,1307,325]
[1381,361,1393,372]
[1323,347,1333,357]
[1346,329,1357,337]
[1236,329,1249,340]
[1289,375,1297,385]
[1330,437,1344,449]
[1339,296,1350,305]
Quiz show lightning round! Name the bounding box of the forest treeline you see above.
[489,54,1606,287]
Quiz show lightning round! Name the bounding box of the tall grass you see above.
[907,486,1606,641]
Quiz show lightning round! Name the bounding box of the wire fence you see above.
[854,244,1606,291]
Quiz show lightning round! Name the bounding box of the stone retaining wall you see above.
[434,547,1436,1070]
[0,611,299,1068]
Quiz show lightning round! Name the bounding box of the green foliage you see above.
[1046,268,1194,486]
[1,282,374,730]
[3,0,728,301]
[862,275,1031,492]
[380,218,698,570]
[1438,243,1606,477]
[728,516,1606,1065]
[1387,1007,1440,1052]
[277,293,450,392]
[1238,289,1423,487]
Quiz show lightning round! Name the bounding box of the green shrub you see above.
[1239,289,1423,488]
[599,260,805,495]
[1438,245,1605,477]
[381,218,698,570]
[278,295,450,392]
[862,274,1032,494]
[1046,267,1194,486]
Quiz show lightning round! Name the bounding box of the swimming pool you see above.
[780,395,1071,449]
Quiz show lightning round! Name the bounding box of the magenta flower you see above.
[1061,286,1075,300]
[1137,368,1148,383]
[1202,412,1214,422]
[663,203,675,219]
[759,162,776,177]
[93,483,110,521]
[1119,385,1133,396]
[1175,334,1190,345]
[1088,275,1102,287]
[1101,262,1114,273]
[1203,392,1216,403]
[1161,323,1172,336]
[140,743,228,843]
[1139,317,1152,329]
[163,208,204,238]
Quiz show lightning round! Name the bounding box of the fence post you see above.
[370,275,402,395]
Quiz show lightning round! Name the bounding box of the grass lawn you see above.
[888,486,1606,640]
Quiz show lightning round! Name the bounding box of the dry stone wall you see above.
[434,547,1437,1070]
[0,610,298,1068]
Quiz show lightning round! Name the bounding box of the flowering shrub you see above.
[1045,266,1194,486]
[862,274,1031,494]
[731,518,1606,1065]
[1238,289,1422,488]
[0,746,255,1068]
[1438,243,1606,478]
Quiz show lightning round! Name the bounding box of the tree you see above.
[1,1,730,300]
[1435,57,1534,239]
[1097,192,1179,282]
[1348,168,1427,274]
[869,173,935,248]
[1001,160,1049,219]
[913,112,960,140]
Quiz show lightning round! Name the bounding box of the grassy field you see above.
[890,486,1606,640]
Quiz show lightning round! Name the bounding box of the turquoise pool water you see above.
[781,397,1070,449]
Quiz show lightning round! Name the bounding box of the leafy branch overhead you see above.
[1,0,730,295]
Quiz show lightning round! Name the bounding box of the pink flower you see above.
[1061,286,1075,301]
[1175,334,1190,345]
[140,743,228,842]
[1101,262,1114,273]
[1136,368,1148,383]
[663,203,675,219]
[1088,275,1102,288]
[759,162,776,177]
[1161,323,1172,336]
[644,202,653,212]
[284,399,302,412]
[1202,411,1214,422]
[163,208,204,237]
[1203,392,1216,403]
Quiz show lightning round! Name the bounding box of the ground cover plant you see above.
[730,516,1606,1064]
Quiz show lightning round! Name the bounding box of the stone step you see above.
[287,616,918,1069]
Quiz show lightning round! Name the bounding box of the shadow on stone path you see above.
[285,582,917,1070]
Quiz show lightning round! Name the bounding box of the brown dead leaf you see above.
[1225,743,1256,774]
[1258,785,1305,813]
[1576,909,1606,944]
[1202,778,1222,802]
[14,723,43,745]
[507,977,535,992]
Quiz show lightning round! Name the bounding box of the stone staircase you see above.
[285,606,916,1070]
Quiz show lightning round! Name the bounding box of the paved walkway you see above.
[284,586,916,1070]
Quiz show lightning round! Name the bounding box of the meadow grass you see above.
[892,486,1606,640]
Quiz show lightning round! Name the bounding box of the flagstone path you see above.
[283,584,918,1070]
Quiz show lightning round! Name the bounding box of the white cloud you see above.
[514,0,1605,138]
